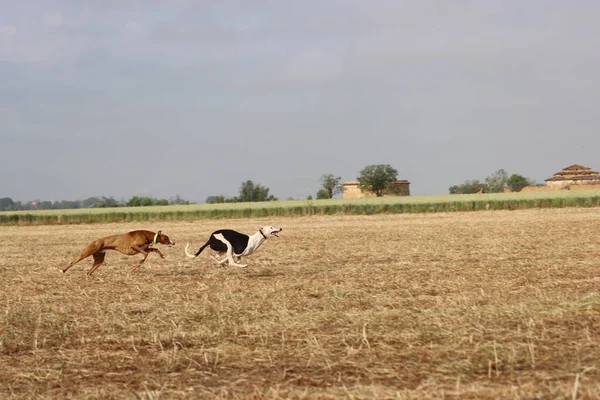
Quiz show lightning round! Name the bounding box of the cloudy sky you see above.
[1,1,599,202]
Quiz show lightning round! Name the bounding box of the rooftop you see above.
[546,164,600,182]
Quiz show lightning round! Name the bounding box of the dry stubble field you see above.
[1,209,600,399]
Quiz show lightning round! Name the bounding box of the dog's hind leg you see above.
[213,234,247,268]
[216,255,242,268]
[63,241,102,273]
[86,251,106,276]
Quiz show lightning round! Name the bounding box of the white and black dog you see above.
[185,226,282,268]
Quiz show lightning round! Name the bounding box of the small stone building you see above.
[343,180,411,199]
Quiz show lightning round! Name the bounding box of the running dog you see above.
[185,226,282,268]
[63,230,175,276]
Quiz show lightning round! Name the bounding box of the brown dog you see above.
[62,230,175,276]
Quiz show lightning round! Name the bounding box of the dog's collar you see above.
[259,228,267,239]
[153,230,161,245]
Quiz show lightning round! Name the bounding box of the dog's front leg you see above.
[130,246,150,273]
[148,247,166,259]
[211,252,228,269]
[229,255,247,268]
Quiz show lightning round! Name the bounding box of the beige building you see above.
[545,164,600,188]
[522,164,600,192]
[343,180,411,199]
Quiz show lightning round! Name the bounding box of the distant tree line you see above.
[449,169,535,194]
[1,166,539,212]
[206,180,278,204]
[0,195,191,211]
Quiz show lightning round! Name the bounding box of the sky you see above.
[1,0,599,202]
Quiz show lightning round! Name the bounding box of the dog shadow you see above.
[244,269,285,279]
[152,269,209,277]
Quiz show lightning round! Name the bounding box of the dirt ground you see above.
[1,209,600,399]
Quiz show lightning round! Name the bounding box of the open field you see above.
[2,190,600,225]
[1,209,600,399]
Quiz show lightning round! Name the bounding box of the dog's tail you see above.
[185,241,210,258]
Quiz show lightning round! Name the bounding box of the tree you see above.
[485,169,508,193]
[37,201,53,210]
[357,164,398,197]
[126,196,168,207]
[127,196,149,207]
[0,197,15,211]
[319,174,343,199]
[238,180,276,202]
[316,189,329,199]
[507,174,534,192]
[170,194,190,205]
[448,180,488,194]
[82,197,110,208]
[206,195,225,204]
[103,197,120,207]
[91,197,120,208]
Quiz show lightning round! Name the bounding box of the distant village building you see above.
[545,164,600,188]
[522,164,600,192]
[343,180,411,199]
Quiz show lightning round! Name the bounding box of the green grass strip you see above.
[2,192,600,226]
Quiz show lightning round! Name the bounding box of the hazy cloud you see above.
[123,21,144,37]
[42,13,63,28]
[0,25,17,36]
[1,0,600,202]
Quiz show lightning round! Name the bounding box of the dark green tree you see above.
[238,180,276,202]
[357,164,398,197]
[127,196,163,207]
[91,197,120,208]
[319,174,343,199]
[37,201,53,210]
[507,174,534,192]
[82,197,104,208]
[448,180,488,194]
[316,189,329,199]
[0,197,15,211]
[206,195,226,204]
